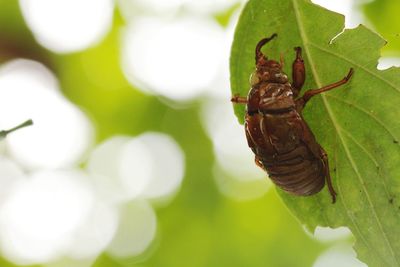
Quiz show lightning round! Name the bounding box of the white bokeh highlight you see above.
[106,201,157,258]
[313,244,367,267]
[19,0,114,53]
[378,57,400,70]
[119,138,158,199]
[87,136,152,203]
[205,9,240,100]
[66,201,119,259]
[44,257,97,267]
[311,0,364,28]
[118,0,244,18]
[313,226,352,242]
[87,133,185,203]
[121,16,225,101]
[0,59,93,170]
[132,132,185,200]
[0,170,94,265]
[183,0,244,14]
[0,156,26,206]
[118,0,183,18]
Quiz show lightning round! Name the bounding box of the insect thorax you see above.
[247,82,295,114]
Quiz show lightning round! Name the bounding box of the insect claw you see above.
[331,192,337,204]
[294,47,303,61]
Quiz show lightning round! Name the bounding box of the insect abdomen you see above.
[245,110,325,196]
[261,145,325,196]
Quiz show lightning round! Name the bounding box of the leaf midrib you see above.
[291,0,398,265]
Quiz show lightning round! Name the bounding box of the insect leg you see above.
[231,94,247,104]
[292,47,305,97]
[296,68,354,110]
[320,147,337,203]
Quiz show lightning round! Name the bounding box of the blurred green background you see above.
[0,0,398,266]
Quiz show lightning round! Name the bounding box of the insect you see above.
[231,33,353,203]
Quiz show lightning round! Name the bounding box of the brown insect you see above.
[231,33,353,203]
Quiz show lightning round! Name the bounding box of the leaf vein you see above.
[326,94,399,143]
[291,0,399,264]
[340,129,379,168]
[309,42,400,94]
[334,141,377,262]
[340,128,392,201]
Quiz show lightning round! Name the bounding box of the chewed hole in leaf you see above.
[377,57,400,70]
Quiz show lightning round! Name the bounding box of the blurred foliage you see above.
[231,0,400,266]
[361,0,400,55]
[214,3,241,27]
[0,1,328,267]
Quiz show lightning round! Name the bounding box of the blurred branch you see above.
[0,119,33,138]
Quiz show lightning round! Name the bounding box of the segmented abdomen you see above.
[261,145,325,196]
[245,111,325,196]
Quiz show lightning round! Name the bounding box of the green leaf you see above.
[230,0,400,266]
